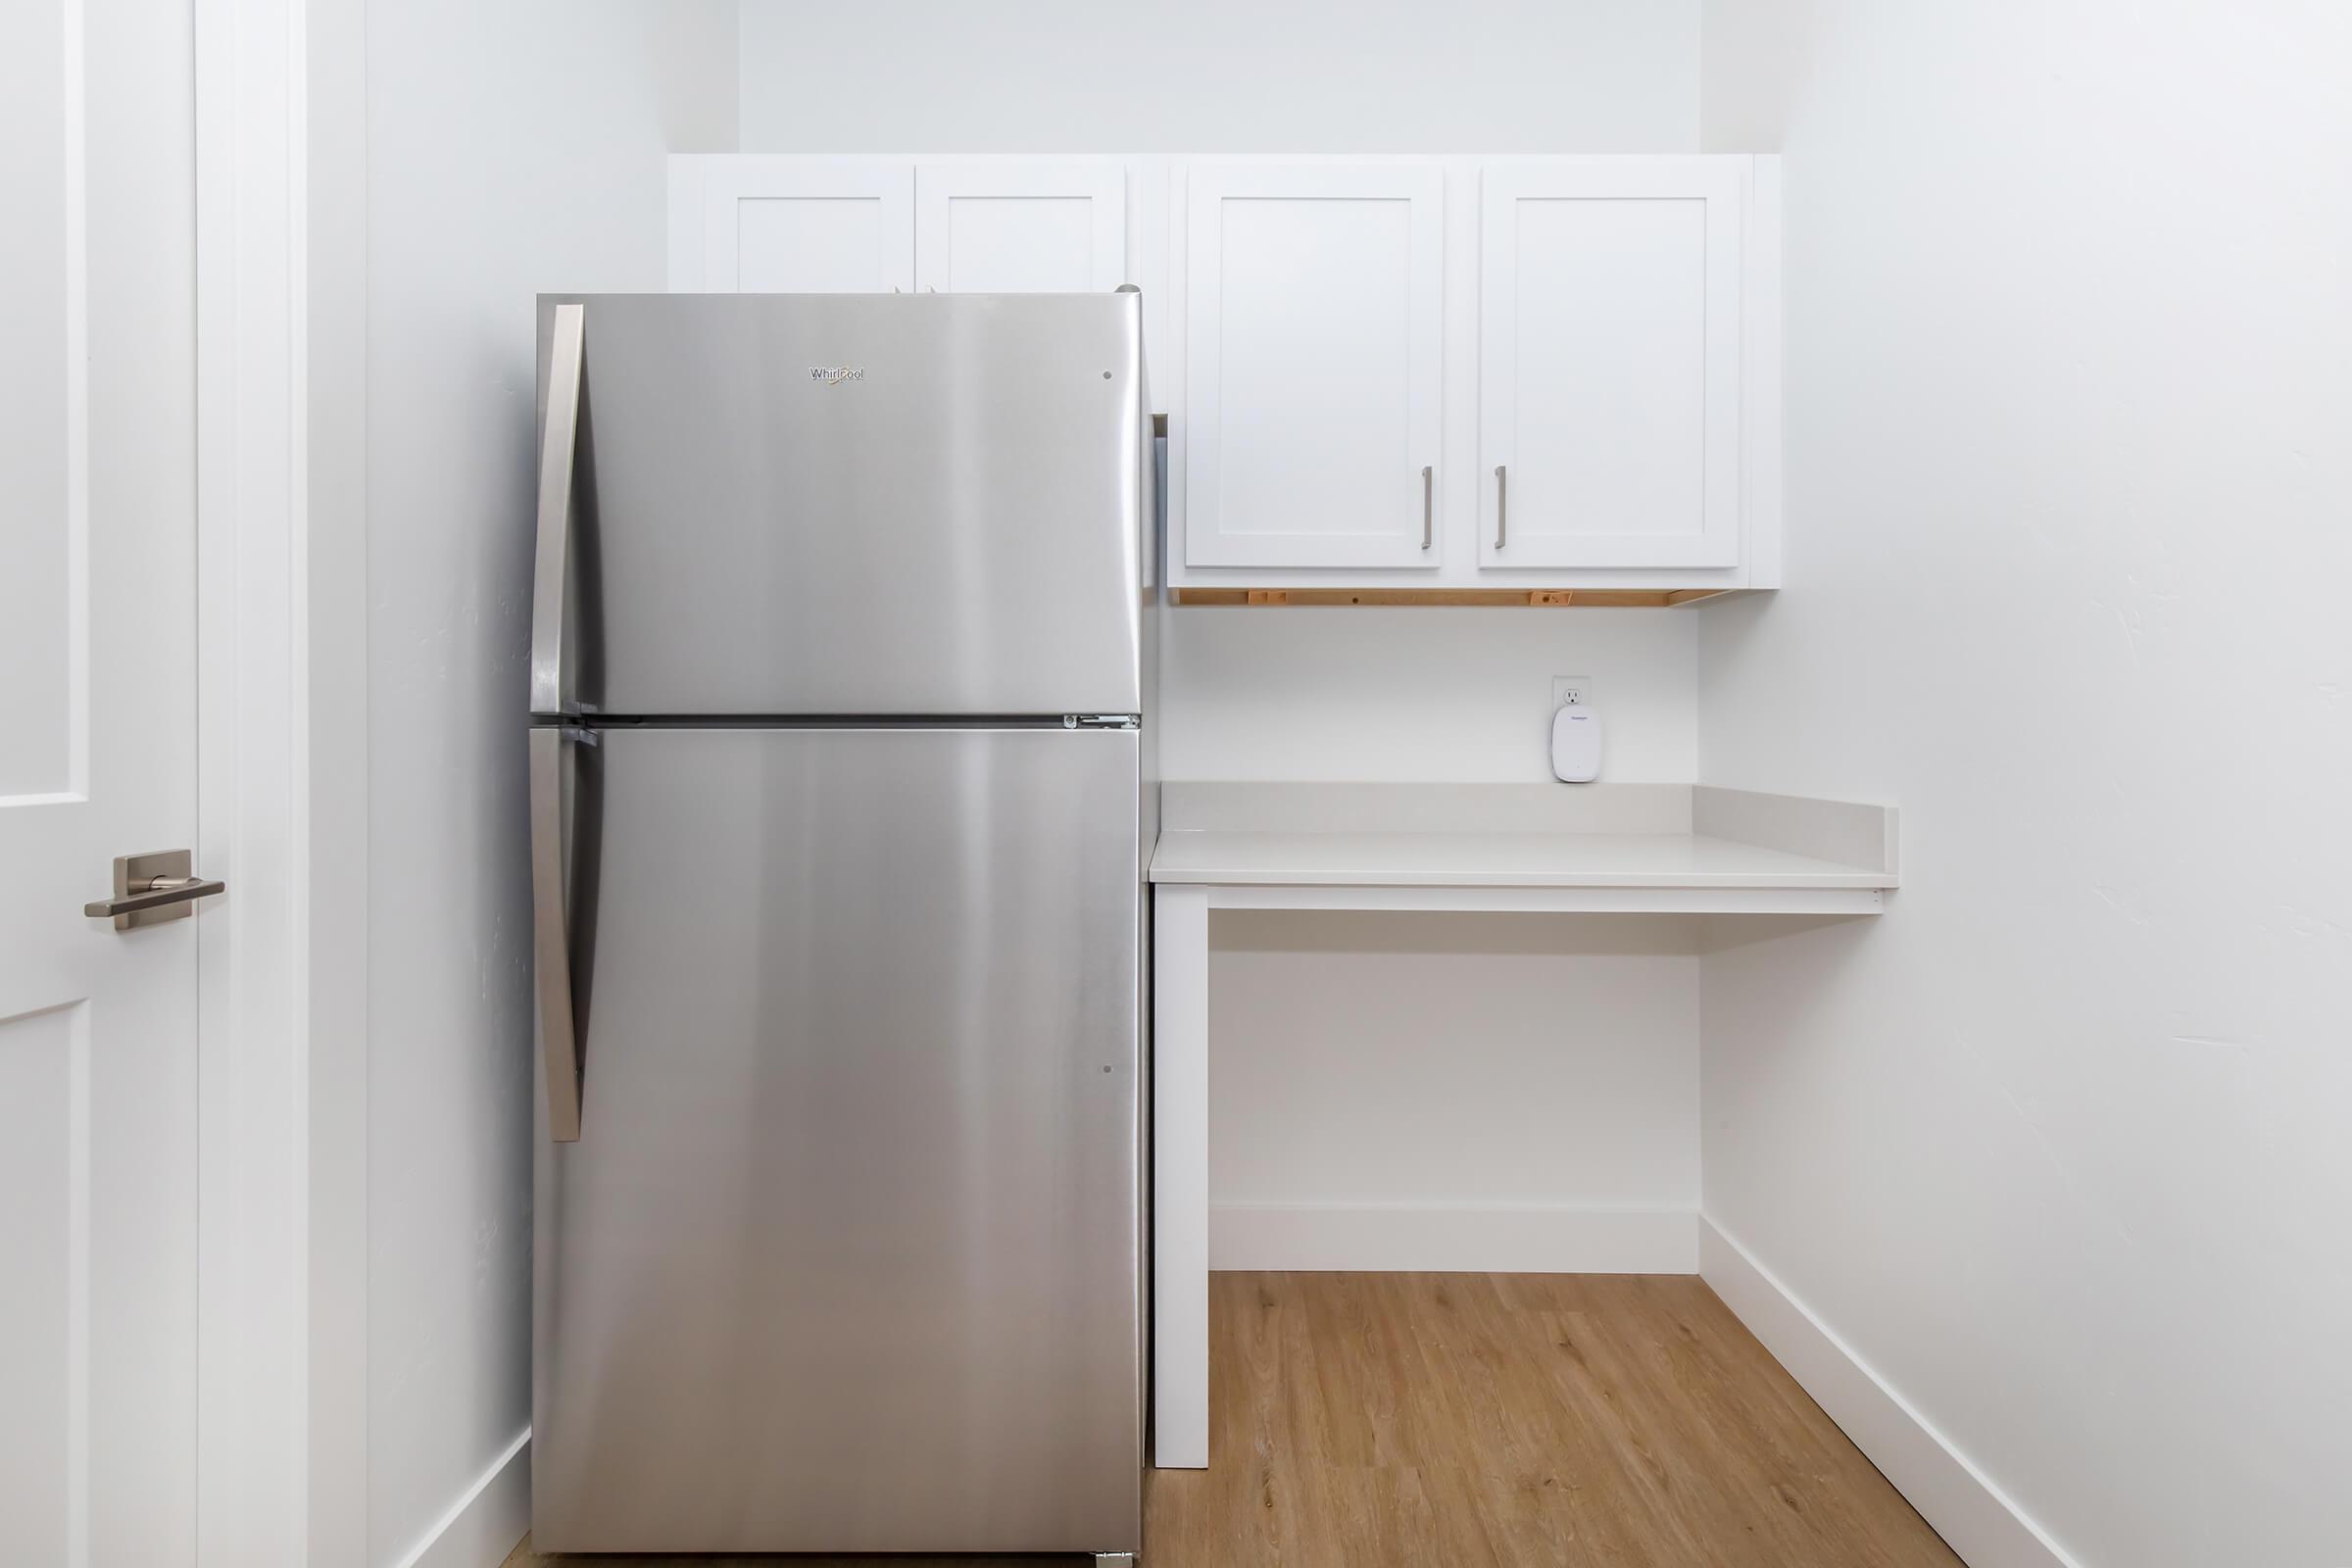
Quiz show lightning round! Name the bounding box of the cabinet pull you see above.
[1494,465,1507,550]
[1420,466,1433,550]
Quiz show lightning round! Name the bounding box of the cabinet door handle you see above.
[1420,466,1433,550]
[1494,465,1507,550]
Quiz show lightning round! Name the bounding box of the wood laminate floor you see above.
[510,1270,1961,1568]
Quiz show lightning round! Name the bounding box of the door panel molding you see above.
[3,1,203,1561]
[0,1003,90,1565]
[914,162,1127,292]
[686,158,914,293]
[0,0,89,805]
[1182,162,1445,570]
[1479,158,1745,569]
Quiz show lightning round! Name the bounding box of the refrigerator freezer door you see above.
[531,726,1143,1555]
[534,292,1146,717]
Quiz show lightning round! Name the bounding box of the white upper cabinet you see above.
[1480,160,1746,569]
[679,159,914,292]
[914,164,1127,292]
[1180,164,1445,569]
[665,153,1781,591]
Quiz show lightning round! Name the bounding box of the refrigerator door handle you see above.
[531,726,584,1141]
[531,302,585,715]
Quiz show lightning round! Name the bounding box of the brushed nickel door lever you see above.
[83,850,226,930]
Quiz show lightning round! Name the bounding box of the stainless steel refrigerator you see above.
[526,292,1154,1560]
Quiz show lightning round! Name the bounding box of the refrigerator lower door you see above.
[531,725,1143,1555]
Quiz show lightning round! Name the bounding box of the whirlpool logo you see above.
[808,366,865,387]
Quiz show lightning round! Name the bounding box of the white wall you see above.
[734,0,1704,793]
[735,0,1710,1241]
[1698,5,2352,1565]
[1211,912,1699,1264]
[1161,608,1697,782]
[737,0,1694,154]
[365,6,735,1566]
[1166,607,1702,1234]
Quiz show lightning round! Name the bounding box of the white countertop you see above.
[1146,782,1900,894]
[1149,828,1894,888]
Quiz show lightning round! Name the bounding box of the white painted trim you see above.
[1701,1220,2082,1568]
[192,0,355,1562]
[1164,160,1189,544]
[1212,1203,1697,1274]
[388,1429,532,1568]
[1739,155,1784,589]
[1152,883,1210,1471]
[302,0,369,1558]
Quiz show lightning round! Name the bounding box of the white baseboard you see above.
[1208,1202,1698,1273]
[388,1427,532,1568]
[1700,1220,2079,1568]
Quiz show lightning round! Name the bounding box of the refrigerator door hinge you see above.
[1064,713,1140,730]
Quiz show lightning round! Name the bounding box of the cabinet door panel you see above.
[915,164,1126,292]
[695,162,913,293]
[1184,165,1443,569]
[1482,161,1742,568]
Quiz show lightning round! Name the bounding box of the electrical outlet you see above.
[1552,675,1592,710]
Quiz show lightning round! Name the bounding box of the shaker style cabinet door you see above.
[1182,164,1444,568]
[914,164,1127,292]
[688,160,914,292]
[1480,160,1744,568]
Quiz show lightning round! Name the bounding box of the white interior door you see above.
[1480,159,1745,569]
[1,0,205,1562]
[1182,163,1444,569]
[913,163,1127,292]
[693,159,914,293]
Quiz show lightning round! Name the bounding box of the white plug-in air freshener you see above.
[1550,705,1601,783]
